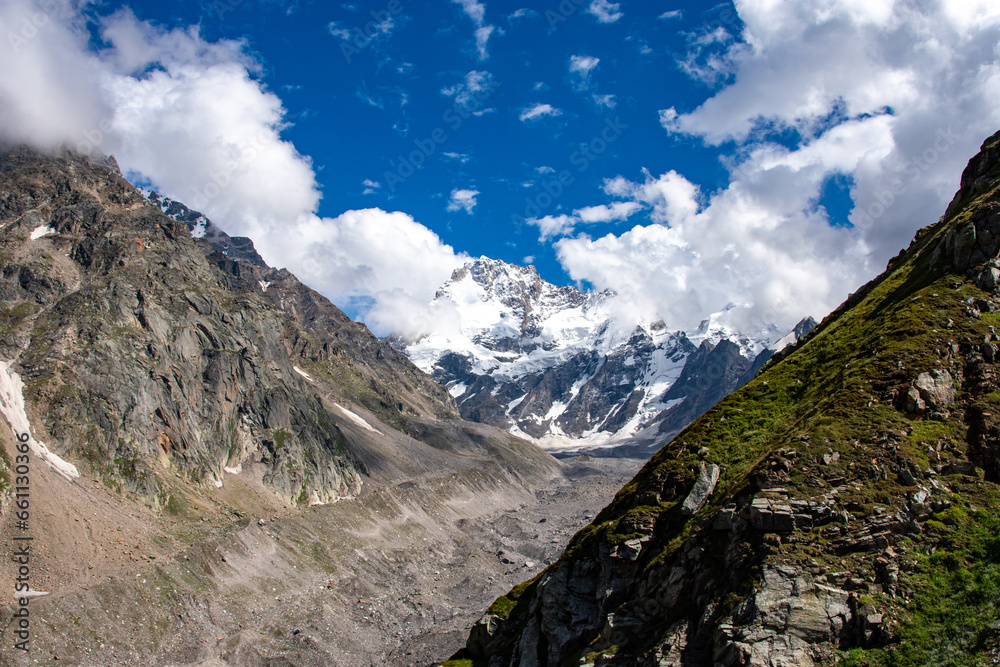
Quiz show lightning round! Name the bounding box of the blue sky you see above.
[4,1,1000,337]
[115,0,745,285]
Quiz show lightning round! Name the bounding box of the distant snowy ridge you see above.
[403,257,812,454]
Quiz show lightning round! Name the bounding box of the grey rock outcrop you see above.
[914,369,957,410]
[680,463,721,516]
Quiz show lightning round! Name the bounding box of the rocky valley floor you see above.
[0,429,641,667]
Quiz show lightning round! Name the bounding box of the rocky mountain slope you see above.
[404,257,812,455]
[0,146,625,666]
[453,131,1000,666]
[0,146,503,506]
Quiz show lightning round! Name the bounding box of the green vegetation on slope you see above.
[469,133,1000,666]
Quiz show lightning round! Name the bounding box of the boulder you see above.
[914,370,956,411]
[681,463,721,516]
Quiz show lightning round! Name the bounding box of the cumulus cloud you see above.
[528,214,576,242]
[554,1,1000,332]
[0,0,466,337]
[569,55,599,75]
[446,188,480,214]
[587,0,622,24]
[452,0,499,60]
[519,103,562,122]
[441,70,495,110]
[281,208,467,338]
[574,201,642,224]
[526,202,640,242]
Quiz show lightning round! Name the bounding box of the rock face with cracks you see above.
[0,145,492,505]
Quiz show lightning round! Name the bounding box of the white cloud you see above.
[452,0,485,26]
[447,188,480,214]
[443,151,471,162]
[441,70,495,109]
[574,201,642,223]
[659,10,682,20]
[519,103,562,122]
[593,93,617,108]
[569,54,600,92]
[555,1,1000,332]
[475,25,495,60]
[287,209,468,338]
[452,0,498,61]
[528,214,577,241]
[0,1,467,337]
[587,0,622,24]
[569,55,600,77]
[526,202,641,242]
[362,179,381,195]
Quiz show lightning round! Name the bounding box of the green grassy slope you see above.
[463,133,1000,666]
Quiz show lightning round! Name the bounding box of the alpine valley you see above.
[3,130,1000,667]
[0,146,641,666]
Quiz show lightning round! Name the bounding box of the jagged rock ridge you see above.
[456,131,1000,666]
[0,146,491,505]
[405,256,812,455]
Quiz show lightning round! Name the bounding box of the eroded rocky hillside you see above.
[453,132,1000,666]
[0,146,496,505]
[0,146,609,666]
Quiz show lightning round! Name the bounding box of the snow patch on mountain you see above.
[0,361,79,479]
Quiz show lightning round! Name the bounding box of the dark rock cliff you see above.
[0,147,469,506]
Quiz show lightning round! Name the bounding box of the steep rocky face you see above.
[0,147,465,506]
[405,257,797,453]
[457,132,1000,666]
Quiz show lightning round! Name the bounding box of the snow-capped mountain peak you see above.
[404,256,806,454]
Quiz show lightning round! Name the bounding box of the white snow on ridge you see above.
[0,361,79,480]
[191,216,208,238]
[30,225,54,240]
[293,366,313,381]
[403,257,793,449]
